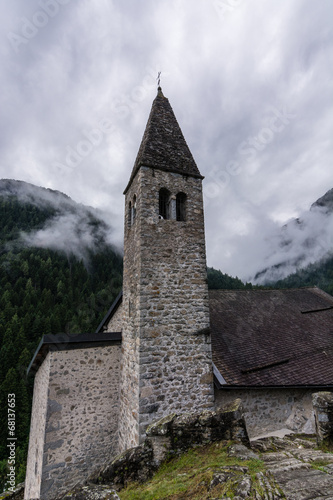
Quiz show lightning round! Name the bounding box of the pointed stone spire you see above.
[124,88,203,193]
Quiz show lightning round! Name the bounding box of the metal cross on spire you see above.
[157,71,161,88]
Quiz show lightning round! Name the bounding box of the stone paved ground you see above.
[252,436,333,499]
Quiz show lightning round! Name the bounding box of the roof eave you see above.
[214,376,333,391]
[123,163,204,194]
[27,331,122,376]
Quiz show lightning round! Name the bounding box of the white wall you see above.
[215,388,315,438]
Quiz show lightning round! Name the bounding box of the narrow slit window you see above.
[128,201,132,227]
[132,195,137,222]
[159,188,170,219]
[176,192,186,221]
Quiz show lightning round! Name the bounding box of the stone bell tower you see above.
[118,87,214,452]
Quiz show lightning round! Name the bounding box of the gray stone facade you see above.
[118,166,214,452]
[105,303,123,333]
[215,388,316,438]
[24,345,121,500]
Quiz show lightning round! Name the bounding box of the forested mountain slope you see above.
[0,179,123,488]
[269,254,333,296]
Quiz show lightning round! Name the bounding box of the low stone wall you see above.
[147,398,249,466]
[215,388,315,437]
[91,399,249,491]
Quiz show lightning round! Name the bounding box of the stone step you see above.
[266,460,311,474]
[269,459,333,499]
[289,449,333,464]
[252,436,333,499]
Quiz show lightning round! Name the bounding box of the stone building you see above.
[24,333,121,499]
[24,88,333,499]
[210,287,333,437]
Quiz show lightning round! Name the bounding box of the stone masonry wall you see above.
[215,388,315,438]
[24,354,50,500]
[26,344,121,500]
[119,167,214,452]
[106,303,123,332]
[118,168,143,451]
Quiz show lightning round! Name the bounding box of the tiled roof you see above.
[124,87,202,193]
[210,287,333,387]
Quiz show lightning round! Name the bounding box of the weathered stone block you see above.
[212,399,250,445]
[149,401,249,462]
[312,391,333,446]
[146,412,176,436]
[92,441,155,490]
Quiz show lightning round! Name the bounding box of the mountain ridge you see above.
[311,187,333,213]
[253,187,333,285]
[0,178,121,263]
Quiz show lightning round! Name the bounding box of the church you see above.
[24,87,333,499]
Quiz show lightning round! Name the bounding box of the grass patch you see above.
[310,457,333,473]
[311,463,329,473]
[119,442,266,500]
[317,441,333,454]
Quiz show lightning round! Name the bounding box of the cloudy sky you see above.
[0,0,332,281]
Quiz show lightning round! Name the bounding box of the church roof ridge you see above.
[124,88,203,194]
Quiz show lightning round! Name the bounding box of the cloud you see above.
[0,179,122,262]
[20,211,117,263]
[210,196,333,284]
[254,205,333,283]
[0,0,332,280]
